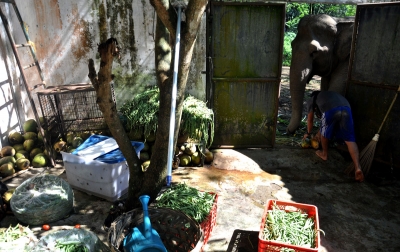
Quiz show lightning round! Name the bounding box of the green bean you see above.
[262,202,321,249]
[55,241,89,252]
[0,224,30,243]
[155,183,215,222]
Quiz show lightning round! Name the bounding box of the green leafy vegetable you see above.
[119,87,160,137]
[181,96,214,148]
[119,87,214,147]
[155,183,215,222]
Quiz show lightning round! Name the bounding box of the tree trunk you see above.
[88,38,143,210]
[142,0,209,202]
[87,0,209,212]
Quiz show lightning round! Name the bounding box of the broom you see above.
[345,85,400,176]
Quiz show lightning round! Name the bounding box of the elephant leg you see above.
[321,76,330,91]
[327,62,349,95]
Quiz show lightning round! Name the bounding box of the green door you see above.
[207,2,285,148]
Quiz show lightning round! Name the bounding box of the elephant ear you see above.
[309,40,329,59]
[334,22,354,61]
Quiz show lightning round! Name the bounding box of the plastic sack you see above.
[32,228,111,252]
[10,174,73,225]
[0,224,38,252]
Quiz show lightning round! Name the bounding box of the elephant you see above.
[287,14,354,134]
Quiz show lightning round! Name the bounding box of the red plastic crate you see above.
[258,199,320,252]
[200,192,218,248]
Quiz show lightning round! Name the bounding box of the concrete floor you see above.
[1,143,400,252]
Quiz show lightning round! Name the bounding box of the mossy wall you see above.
[7,0,206,115]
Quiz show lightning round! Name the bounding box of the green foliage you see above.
[282,32,296,66]
[286,3,310,33]
[119,87,214,147]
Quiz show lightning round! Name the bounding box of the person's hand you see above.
[303,132,310,140]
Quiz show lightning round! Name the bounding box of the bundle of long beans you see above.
[262,203,320,249]
[155,183,215,223]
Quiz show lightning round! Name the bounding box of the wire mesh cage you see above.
[37,84,112,142]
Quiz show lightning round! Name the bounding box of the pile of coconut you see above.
[0,119,49,178]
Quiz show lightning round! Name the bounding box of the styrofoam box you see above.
[61,135,144,202]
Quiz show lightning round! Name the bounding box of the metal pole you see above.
[166,6,181,186]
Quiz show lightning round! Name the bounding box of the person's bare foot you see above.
[315,150,327,160]
[355,169,364,182]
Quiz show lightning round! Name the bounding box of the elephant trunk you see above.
[287,55,313,134]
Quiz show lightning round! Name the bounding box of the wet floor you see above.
[1,145,400,252]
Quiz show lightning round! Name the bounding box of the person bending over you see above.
[303,90,364,182]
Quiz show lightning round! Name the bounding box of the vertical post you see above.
[166,6,182,186]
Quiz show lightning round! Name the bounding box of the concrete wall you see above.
[0,0,206,148]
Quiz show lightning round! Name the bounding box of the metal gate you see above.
[207,2,285,148]
[346,2,400,169]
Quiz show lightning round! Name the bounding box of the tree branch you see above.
[88,38,143,210]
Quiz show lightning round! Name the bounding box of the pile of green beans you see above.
[55,241,89,252]
[155,183,215,223]
[262,204,317,249]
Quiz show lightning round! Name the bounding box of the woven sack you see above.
[10,174,73,225]
[108,207,203,252]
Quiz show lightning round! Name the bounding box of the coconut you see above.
[191,152,202,166]
[128,129,143,141]
[8,131,24,145]
[23,132,38,142]
[145,131,156,142]
[311,138,319,149]
[15,150,29,160]
[1,146,16,157]
[301,138,311,148]
[32,153,48,168]
[184,143,197,155]
[23,119,38,133]
[66,132,75,145]
[13,144,25,152]
[16,158,30,171]
[37,133,44,145]
[0,163,15,177]
[0,156,16,166]
[204,149,214,164]
[142,142,150,152]
[179,154,191,166]
[2,188,15,205]
[39,116,46,127]
[79,131,91,141]
[140,152,150,162]
[23,139,36,153]
[30,148,44,160]
[53,140,67,153]
[72,137,83,148]
[141,160,150,172]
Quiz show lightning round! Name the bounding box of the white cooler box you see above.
[61,135,144,202]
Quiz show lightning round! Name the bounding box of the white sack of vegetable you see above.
[0,224,38,252]
[10,174,74,225]
[31,228,111,252]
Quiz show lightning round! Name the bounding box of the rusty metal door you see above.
[346,2,400,169]
[207,2,285,148]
